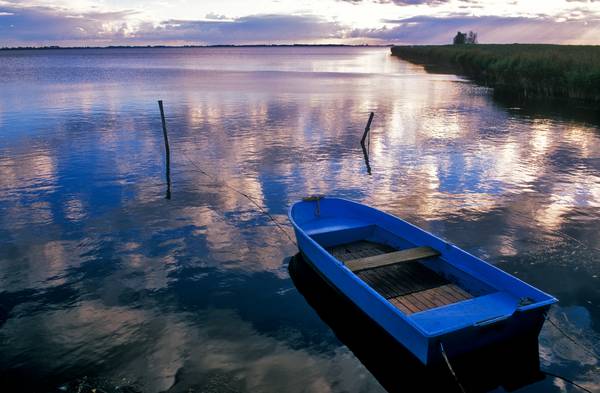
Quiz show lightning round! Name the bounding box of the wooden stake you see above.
[360,112,374,146]
[158,100,171,199]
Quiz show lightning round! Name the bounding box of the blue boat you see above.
[289,196,557,365]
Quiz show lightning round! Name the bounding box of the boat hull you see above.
[289,197,556,365]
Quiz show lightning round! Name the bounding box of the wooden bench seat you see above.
[345,246,440,272]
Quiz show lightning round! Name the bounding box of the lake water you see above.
[0,47,599,392]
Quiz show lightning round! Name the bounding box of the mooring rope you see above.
[541,314,598,392]
[439,342,467,393]
[545,314,600,359]
[542,371,593,393]
[177,148,298,247]
[156,100,297,247]
[440,337,597,393]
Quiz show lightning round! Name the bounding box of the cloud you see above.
[1,3,600,46]
[205,12,229,20]
[341,0,451,4]
[0,5,138,45]
[141,14,344,44]
[0,6,343,46]
[380,0,451,4]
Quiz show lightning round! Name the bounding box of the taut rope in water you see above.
[545,314,600,358]
[439,342,467,393]
[542,371,593,393]
[177,148,297,247]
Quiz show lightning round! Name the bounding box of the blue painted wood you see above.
[289,197,558,364]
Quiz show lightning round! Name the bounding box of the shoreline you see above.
[391,44,600,105]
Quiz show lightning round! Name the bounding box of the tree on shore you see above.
[453,31,478,45]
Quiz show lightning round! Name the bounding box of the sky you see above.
[1,0,600,47]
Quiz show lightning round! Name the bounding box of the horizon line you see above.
[2,43,599,51]
[0,43,395,50]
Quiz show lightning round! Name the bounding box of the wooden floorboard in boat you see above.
[356,260,449,299]
[327,240,474,315]
[390,284,473,315]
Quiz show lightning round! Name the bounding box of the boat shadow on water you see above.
[288,253,545,393]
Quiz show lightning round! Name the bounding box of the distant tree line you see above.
[453,31,478,45]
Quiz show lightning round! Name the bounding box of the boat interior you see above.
[328,240,476,315]
[308,222,518,328]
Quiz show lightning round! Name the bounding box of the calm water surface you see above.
[0,47,599,392]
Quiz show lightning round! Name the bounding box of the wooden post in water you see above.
[360,111,374,164]
[158,100,172,199]
[359,112,374,174]
[361,112,374,146]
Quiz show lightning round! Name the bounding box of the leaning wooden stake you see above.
[360,112,374,146]
[158,100,172,199]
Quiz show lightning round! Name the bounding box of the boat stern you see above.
[420,299,553,364]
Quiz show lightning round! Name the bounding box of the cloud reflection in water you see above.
[0,47,599,391]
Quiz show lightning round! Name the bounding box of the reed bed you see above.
[391,44,600,103]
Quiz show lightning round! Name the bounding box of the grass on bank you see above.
[391,44,600,103]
